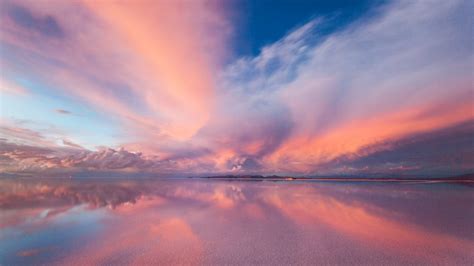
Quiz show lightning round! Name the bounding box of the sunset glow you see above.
[1,0,472,178]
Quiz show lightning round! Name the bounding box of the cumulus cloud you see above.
[0,139,166,175]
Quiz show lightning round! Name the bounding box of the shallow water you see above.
[1,178,473,265]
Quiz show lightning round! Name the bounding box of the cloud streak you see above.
[55,109,71,115]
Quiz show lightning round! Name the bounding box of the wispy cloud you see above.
[55,109,71,115]
[0,0,472,177]
[197,0,473,175]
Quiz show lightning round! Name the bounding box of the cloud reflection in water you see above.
[0,178,473,265]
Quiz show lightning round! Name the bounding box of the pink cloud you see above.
[0,0,472,176]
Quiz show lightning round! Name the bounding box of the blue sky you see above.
[233,0,386,57]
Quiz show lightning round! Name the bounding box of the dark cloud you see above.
[6,3,64,38]
[229,157,262,171]
[62,139,83,149]
[198,99,294,160]
[318,121,474,177]
[55,109,72,115]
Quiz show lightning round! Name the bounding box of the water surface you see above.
[1,178,473,265]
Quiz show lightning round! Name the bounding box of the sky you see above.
[0,0,472,178]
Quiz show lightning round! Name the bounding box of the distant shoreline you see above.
[1,174,473,183]
[189,174,474,183]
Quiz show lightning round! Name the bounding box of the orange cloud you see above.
[266,95,473,172]
[83,0,229,139]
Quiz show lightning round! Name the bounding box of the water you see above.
[1,178,473,265]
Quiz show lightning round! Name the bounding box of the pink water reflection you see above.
[1,178,473,265]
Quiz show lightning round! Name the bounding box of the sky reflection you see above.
[1,178,473,265]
